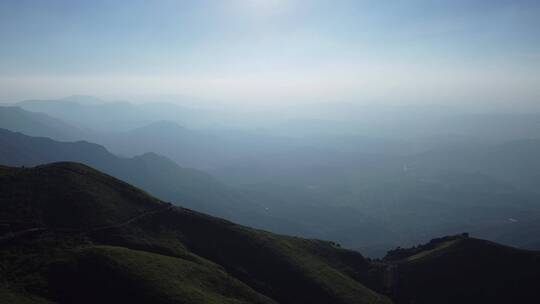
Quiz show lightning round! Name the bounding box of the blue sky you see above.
[0,0,539,105]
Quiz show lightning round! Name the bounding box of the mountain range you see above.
[2,103,540,257]
[0,127,398,253]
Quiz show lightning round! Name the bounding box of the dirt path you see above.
[86,204,175,233]
[0,204,175,243]
[0,227,47,243]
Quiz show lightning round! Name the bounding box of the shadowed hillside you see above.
[0,162,391,304]
[1,163,539,303]
[373,234,540,304]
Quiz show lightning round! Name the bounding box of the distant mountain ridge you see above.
[17,97,215,131]
[0,106,88,141]
[3,103,540,257]
[0,128,257,220]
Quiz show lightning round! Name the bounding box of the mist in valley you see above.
[2,93,540,256]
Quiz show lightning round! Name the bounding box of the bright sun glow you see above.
[240,0,290,16]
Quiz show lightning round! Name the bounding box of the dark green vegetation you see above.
[378,234,540,304]
[0,163,391,304]
[1,163,539,303]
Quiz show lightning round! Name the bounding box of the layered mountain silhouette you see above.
[0,128,395,254]
[0,128,259,220]
[17,97,213,131]
[2,103,540,256]
[98,120,227,170]
[0,106,87,141]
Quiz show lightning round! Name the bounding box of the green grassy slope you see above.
[0,162,163,229]
[0,162,391,304]
[48,246,275,304]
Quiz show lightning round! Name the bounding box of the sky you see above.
[0,0,539,106]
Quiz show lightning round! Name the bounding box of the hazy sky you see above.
[1,0,539,105]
